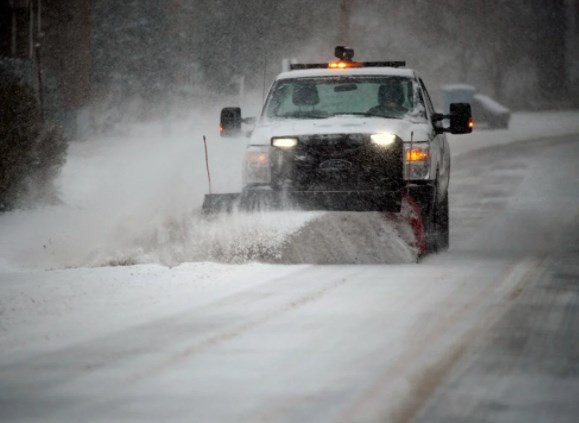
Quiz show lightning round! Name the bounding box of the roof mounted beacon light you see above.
[289,47,406,71]
[335,46,354,61]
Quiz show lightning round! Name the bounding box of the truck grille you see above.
[277,134,403,192]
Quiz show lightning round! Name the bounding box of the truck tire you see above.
[436,194,449,251]
[424,201,438,254]
[424,190,449,254]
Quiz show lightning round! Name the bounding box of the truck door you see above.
[419,78,450,196]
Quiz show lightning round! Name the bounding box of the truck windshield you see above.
[263,76,425,121]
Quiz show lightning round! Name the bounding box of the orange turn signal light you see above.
[405,148,429,162]
[247,151,268,163]
[468,119,474,129]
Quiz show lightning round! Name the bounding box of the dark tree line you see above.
[2,0,574,121]
[0,67,67,210]
[88,0,571,110]
[0,0,573,209]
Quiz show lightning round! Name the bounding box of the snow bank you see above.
[0,115,243,270]
[448,110,579,158]
[473,93,510,114]
[281,211,417,264]
[0,207,416,269]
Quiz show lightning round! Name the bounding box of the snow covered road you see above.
[1,119,579,421]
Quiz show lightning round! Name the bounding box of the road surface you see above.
[1,134,578,422]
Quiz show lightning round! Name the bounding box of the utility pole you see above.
[564,0,578,98]
[10,0,17,55]
[537,0,567,102]
[8,0,32,58]
[37,0,41,34]
[28,0,33,58]
[33,0,44,119]
[339,0,354,46]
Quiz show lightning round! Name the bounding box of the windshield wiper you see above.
[276,111,331,119]
[330,112,399,119]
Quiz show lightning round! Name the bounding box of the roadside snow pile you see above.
[0,207,417,269]
[280,212,417,264]
[132,211,325,265]
[474,93,510,114]
[448,110,579,157]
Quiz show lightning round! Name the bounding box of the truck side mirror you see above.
[220,107,242,137]
[448,103,473,134]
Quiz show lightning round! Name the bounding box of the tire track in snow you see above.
[336,256,545,423]
[0,266,358,419]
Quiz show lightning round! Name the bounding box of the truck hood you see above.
[249,116,432,145]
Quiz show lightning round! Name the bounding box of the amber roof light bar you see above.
[289,46,405,71]
[289,61,406,70]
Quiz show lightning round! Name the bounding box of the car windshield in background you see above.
[263,76,425,121]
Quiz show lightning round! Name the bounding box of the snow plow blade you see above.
[281,191,401,212]
[202,193,241,214]
[202,191,403,213]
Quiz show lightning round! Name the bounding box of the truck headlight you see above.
[404,144,430,180]
[272,137,298,148]
[370,132,396,147]
[244,146,271,184]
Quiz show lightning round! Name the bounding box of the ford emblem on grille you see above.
[319,159,353,171]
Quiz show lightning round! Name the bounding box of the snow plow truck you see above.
[203,47,473,253]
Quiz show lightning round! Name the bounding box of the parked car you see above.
[442,84,510,129]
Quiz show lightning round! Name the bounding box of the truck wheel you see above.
[424,192,449,254]
[424,201,438,254]
[436,194,449,251]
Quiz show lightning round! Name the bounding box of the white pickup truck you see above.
[206,47,473,252]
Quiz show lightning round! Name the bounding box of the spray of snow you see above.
[3,107,577,271]
[0,106,417,270]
